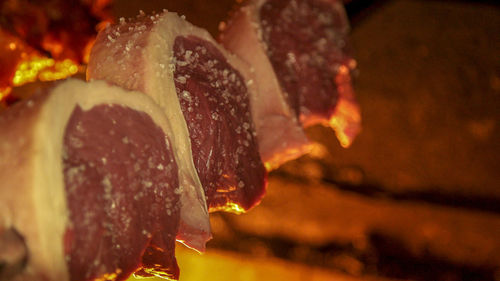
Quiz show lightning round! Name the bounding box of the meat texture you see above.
[219,0,361,148]
[87,12,214,251]
[0,79,188,280]
[88,12,267,219]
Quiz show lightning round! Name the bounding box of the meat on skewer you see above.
[0,79,192,280]
[219,0,361,149]
[88,12,268,224]
[0,0,361,278]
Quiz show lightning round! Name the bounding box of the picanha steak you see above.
[219,0,361,148]
[0,1,361,279]
[88,12,268,220]
[0,79,194,280]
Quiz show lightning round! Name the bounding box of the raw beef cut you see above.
[88,12,267,216]
[219,5,311,169]
[63,105,179,280]
[219,0,361,148]
[0,79,189,280]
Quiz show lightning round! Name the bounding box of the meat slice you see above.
[88,12,267,216]
[172,35,267,211]
[219,0,361,148]
[63,105,179,280]
[218,6,311,169]
[87,12,213,251]
[0,79,185,280]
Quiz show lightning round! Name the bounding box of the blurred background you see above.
[1,0,499,280]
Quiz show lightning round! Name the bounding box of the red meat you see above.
[220,0,361,148]
[88,12,267,217]
[0,80,184,280]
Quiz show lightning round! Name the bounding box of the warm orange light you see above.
[11,55,80,87]
[96,20,113,32]
[328,103,361,148]
[264,144,313,171]
[127,246,346,281]
[308,142,328,159]
[93,268,122,281]
[83,38,96,65]
[42,36,64,58]
[12,55,52,86]
[0,42,83,104]
[139,268,177,281]
[211,202,246,214]
[40,59,80,81]
[0,0,114,104]
[0,88,11,101]
[327,63,361,148]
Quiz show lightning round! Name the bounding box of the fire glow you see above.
[0,0,112,105]
[328,63,361,148]
[0,37,81,103]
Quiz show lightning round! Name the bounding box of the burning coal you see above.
[0,0,113,105]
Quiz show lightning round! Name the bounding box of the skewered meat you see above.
[0,0,361,278]
[0,79,192,280]
[218,3,312,169]
[219,0,361,148]
[88,12,267,220]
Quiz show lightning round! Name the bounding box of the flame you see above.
[308,142,328,159]
[83,39,96,65]
[327,63,362,148]
[0,48,82,105]
[11,55,81,87]
[0,0,113,104]
[94,269,122,281]
[264,144,314,171]
[209,202,246,214]
[137,268,177,281]
[0,88,11,101]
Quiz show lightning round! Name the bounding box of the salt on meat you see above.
[220,0,361,149]
[88,12,267,238]
[0,79,183,280]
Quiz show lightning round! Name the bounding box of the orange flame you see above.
[211,202,247,214]
[0,0,113,105]
[264,144,313,171]
[12,55,81,87]
[327,62,362,148]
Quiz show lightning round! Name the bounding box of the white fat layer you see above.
[87,11,219,251]
[219,0,310,167]
[0,79,172,280]
[146,13,212,250]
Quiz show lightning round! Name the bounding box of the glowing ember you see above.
[12,55,80,86]
[0,0,113,104]
[327,63,361,148]
[0,88,11,101]
[0,45,83,105]
[211,202,247,215]
[94,269,122,281]
[264,144,313,171]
